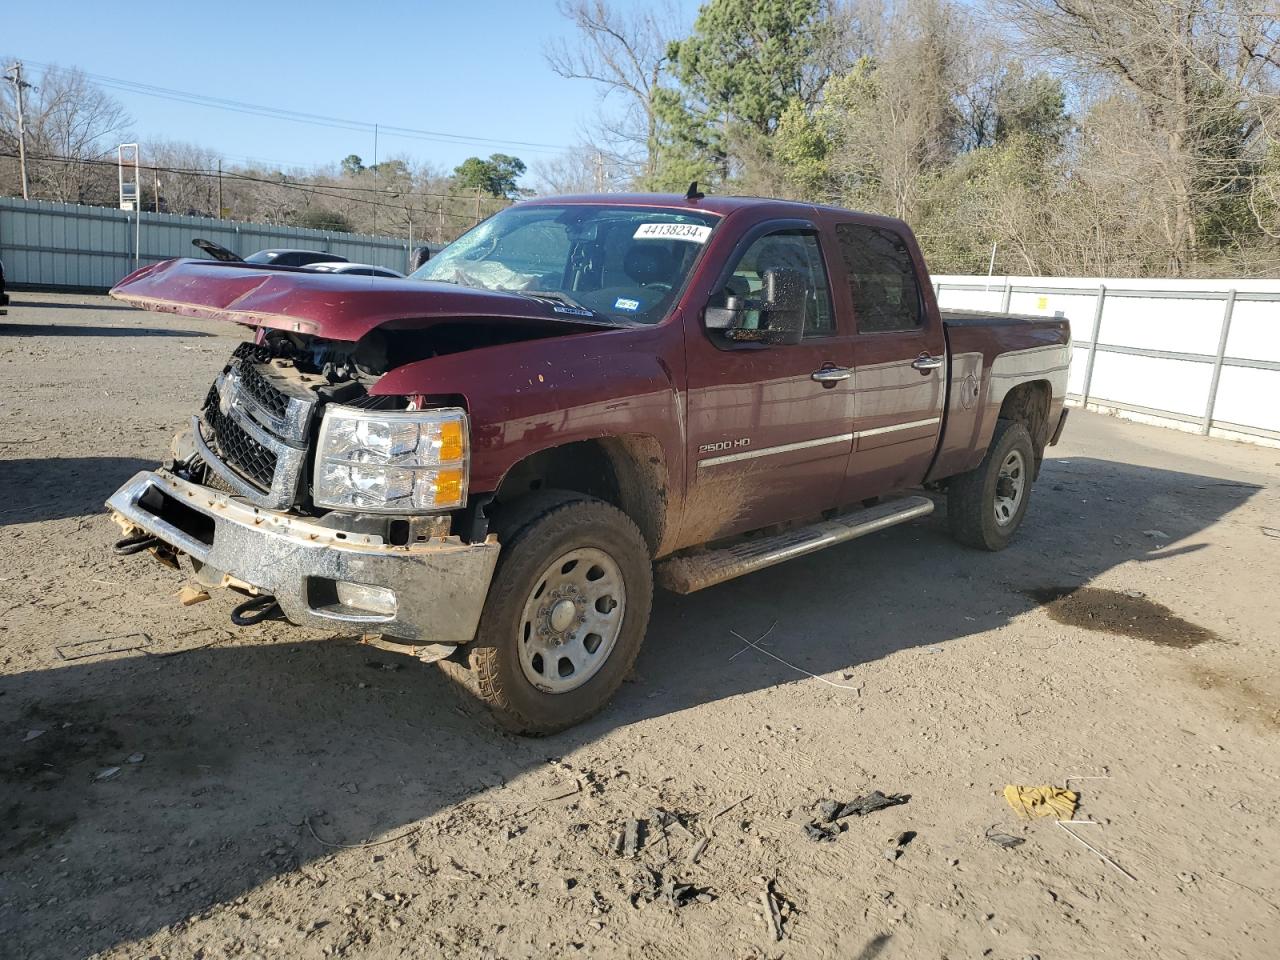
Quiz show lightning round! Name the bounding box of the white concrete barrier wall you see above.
[933,275,1280,445]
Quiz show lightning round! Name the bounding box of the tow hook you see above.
[230,594,282,626]
[113,531,159,555]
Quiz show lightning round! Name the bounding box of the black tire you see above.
[438,492,653,735]
[947,419,1036,551]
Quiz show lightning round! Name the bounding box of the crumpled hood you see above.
[109,258,611,341]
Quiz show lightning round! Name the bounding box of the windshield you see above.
[409,204,720,324]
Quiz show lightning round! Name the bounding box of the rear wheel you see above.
[947,419,1035,551]
[438,492,653,735]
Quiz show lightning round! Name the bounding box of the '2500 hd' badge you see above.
[699,438,751,454]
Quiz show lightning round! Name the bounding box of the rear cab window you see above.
[835,223,924,333]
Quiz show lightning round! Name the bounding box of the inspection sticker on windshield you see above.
[614,297,641,312]
[634,222,712,243]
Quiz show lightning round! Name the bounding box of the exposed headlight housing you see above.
[314,405,469,514]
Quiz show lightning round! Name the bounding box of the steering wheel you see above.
[644,282,673,293]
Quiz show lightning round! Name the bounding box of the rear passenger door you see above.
[831,222,947,503]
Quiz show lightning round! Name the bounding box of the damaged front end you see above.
[104,257,611,651]
[107,330,498,652]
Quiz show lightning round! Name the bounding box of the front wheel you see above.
[947,419,1035,551]
[438,493,653,735]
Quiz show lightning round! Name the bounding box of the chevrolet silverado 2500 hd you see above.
[106,192,1070,733]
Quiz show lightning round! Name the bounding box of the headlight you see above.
[314,405,469,513]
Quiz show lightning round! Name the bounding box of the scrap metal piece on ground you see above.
[56,632,151,661]
[1004,785,1078,820]
[761,877,784,941]
[622,818,643,858]
[985,824,1026,849]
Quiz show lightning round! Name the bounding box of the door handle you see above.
[911,354,944,371]
[811,366,852,385]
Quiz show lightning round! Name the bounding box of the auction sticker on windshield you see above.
[634,223,712,243]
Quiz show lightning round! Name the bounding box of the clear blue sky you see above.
[6,0,701,177]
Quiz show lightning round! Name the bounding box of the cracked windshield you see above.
[409,204,719,323]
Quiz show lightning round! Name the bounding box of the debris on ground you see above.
[126,752,146,764]
[56,632,151,661]
[1004,785,1078,820]
[177,586,210,606]
[688,836,710,863]
[94,766,121,782]
[760,876,785,941]
[883,830,916,861]
[985,825,1026,849]
[818,790,911,821]
[659,875,713,907]
[628,868,713,909]
[364,659,403,672]
[614,818,644,858]
[22,729,45,742]
[803,821,841,843]
[1263,527,1280,539]
[1143,529,1170,539]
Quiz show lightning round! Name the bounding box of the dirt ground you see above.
[2,292,1278,960]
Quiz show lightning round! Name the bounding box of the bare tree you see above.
[0,63,132,202]
[998,0,1280,273]
[545,0,681,184]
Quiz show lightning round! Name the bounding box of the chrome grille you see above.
[202,392,278,489]
[238,362,289,420]
[192,353,317,510]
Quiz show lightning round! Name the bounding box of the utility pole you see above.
[4,61,33,200]
[371,123,379,235]
[594,152,604,192]
[217,160,223,218]
[154,169,161,213]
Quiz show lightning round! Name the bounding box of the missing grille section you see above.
[137,486,216,547]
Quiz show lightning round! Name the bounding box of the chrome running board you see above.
[656,496,935,594]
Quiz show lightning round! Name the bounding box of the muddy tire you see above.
[438,492,653,735]
[947,419,1035,551]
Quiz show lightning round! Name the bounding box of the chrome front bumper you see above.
[106,470,500,643]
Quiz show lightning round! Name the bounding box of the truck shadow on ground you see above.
[4,299,142,313]
[0,322,213,338]
[0,458,157,526]
[0,457,1262,958]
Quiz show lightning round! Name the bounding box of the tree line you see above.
[4,1,1278,276]
[548,0,1280,278]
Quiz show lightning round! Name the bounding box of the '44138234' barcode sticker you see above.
[633,222,713,243]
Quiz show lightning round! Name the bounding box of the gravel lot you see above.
[2,292,1278,960]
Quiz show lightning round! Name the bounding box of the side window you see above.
[717,230,834,337]
[835,223,923,333]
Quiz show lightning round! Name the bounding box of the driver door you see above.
[680,224,856,545]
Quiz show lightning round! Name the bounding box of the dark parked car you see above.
[243,249,349,268]
[0,256,8,307]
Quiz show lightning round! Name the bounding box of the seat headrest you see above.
[624,245,675,286]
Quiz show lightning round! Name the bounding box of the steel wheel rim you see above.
[518,546,626,694]
[993,449,1026,526]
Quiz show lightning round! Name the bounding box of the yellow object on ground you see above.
[1004,785,1078,820]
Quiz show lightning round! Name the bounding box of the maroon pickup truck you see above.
[106,192,1069,733]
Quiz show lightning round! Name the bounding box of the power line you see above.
[0,151,508,222]
[19,59,571,156]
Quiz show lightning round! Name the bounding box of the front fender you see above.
[370,324,688,501]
